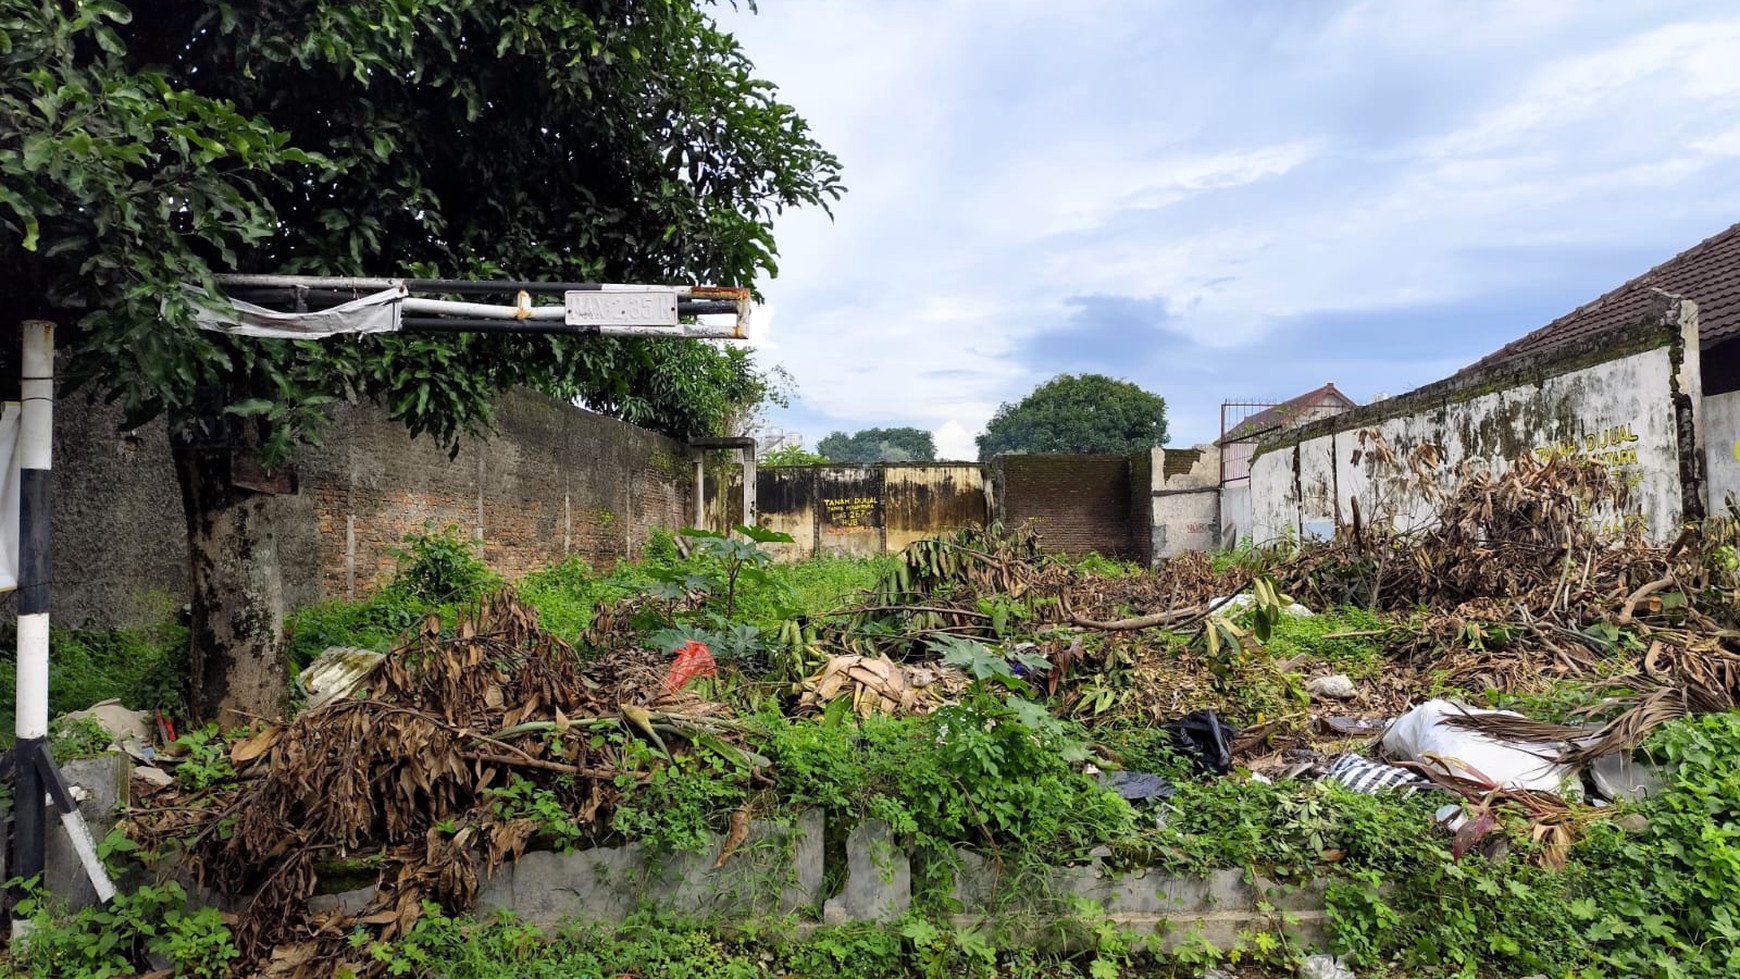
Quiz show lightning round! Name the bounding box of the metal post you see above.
[11,320,53,938]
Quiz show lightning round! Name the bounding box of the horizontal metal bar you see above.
[400,318,745,339]
[213,274,747,301]
[224,287,739,319]
[401,297,564,320]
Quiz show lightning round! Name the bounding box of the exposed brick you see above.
[993,454,1140,560]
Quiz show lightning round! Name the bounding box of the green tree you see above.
[0,0,840,723]
[815,427,937,463]
[975,374,1168,460]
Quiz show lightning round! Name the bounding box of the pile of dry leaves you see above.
[131,591,754,979]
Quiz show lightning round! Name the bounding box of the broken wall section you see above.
[1151,445,1221,560]
[1250,298,1705,544]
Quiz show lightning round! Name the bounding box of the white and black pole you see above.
[11,319,53,937]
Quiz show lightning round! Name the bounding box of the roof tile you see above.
[1458,221,1740,377]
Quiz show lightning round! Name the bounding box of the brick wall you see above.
[992,454,1140,559]
[38,389,694,627]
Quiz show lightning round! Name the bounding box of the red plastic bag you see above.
[662,640,717,693]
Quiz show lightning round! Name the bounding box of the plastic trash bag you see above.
[1383,699,1577,795]
[1098,770,1176,801]
[1166,709,1238,776]
[662,640,718,692]
[1322,753,1433,794]
[1299,953,1356,979]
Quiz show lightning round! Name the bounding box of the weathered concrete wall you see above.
[295,389,692,599]
[948,850,1325,951]
[1250,303,1705,543]
[712,464,988,562]
[1151,445,1220,560]
[473,811,825,927]
[722,452,1231,566]
[40,389,695,626]
[332,814,1320,951]
[1708,390,1740,513]
[1219,484,1252,549]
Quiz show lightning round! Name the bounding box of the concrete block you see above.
[946,851,1325,954]
[478,809,824,928]
[823,820,909,924]
[309,886,378,916]
[12,753,131,912]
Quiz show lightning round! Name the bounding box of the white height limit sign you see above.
[564,288,680,327]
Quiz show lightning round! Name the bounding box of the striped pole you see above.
[11,320,53,937]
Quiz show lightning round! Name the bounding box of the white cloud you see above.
[932,419,978,461]
[720,2,1740,446]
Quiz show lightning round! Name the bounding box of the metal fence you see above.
[1219,401,1279,486]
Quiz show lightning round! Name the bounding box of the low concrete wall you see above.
[949,850,1326,951]
[15,771,1330,955]
[1250,301,1705,543]
[1219,483,1253,550]
[473,811,825,927]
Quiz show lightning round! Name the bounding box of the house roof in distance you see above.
[1457,221,1740,379]
[1220,382,1358,444]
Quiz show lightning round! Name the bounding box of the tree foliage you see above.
[760,443,827,467]
[0,0,841,721]
[976,374,1168,460]
[1,0,843,458]
[816,427,937,464]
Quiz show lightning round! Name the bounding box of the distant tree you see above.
[976,374,1168,460]
[816,427,937,463]
[761,443,827,466]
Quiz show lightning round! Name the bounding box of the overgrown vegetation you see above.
[14,455,1740,978]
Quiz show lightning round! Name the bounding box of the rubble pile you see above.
[133,592,755,979]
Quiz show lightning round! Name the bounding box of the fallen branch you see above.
[1068,605,1206,631]
[831,604,995,620]
[1619,576,1676,625]
[459,752,630,780]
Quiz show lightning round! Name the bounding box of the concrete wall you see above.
[1219,484,1253,549]
[1249,303,1705,543]
[1708,390,1740,513]
[709,464,989,562]
[1151,445,1221,559]
[296,389,692,599]
[39,389,695,626]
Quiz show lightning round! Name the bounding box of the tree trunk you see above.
[172,436,289,728]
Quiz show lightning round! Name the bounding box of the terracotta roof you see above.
[1220,382,1358,444]
[1458,221,1740,377]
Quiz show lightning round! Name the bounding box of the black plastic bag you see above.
[1166,709,1238,776]
[1098,770,1177,801]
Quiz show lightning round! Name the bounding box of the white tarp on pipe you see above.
[188,286,404,339]
[1,401,18,592]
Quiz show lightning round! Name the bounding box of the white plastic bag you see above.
[1299,953,1356,979]
[1382,700,1578,795]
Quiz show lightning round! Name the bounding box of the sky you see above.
[714,0,1740,460]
